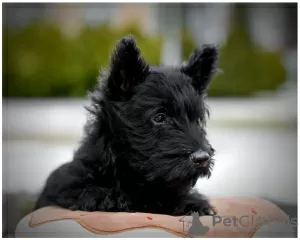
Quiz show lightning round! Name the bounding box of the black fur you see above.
[35,36,219,216]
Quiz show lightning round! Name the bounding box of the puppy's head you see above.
[93,36,218,190]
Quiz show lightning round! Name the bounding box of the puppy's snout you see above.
[191,150,210,167]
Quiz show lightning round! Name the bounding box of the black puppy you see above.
[35,36,218,216]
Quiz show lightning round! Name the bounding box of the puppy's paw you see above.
[69,205,79,211]
[188,200,217,216]
[198,203,217,216]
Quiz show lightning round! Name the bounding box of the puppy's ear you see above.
[181,45,218,94]
[105,36,149,101]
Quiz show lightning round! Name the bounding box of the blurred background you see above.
[2,2,297,237]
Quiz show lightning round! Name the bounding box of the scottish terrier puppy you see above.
[35,36,218,216]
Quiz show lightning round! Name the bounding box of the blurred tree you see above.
[208,3,286,96]
[45,3,84,38]
[3,11,286,98]
[159,4,183,65]
[3,24,162,97]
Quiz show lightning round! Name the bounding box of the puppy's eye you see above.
[153,113,166,124]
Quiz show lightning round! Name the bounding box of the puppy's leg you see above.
[174,191,216,216]
[35,162,132,212]
[51,186,132,212]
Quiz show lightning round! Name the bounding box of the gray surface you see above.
[2,98,297,205]
[2,125,297,205]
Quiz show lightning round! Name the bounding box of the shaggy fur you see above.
[35,36,219,216]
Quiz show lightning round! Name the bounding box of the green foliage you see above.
[3,24,162,97]
[207,6,286,96]
[182,30,196,60]
[3,21,286,98]
[19,198,35,217]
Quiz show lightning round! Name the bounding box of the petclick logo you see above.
[179,209,297,237]
[179,211,210,236]
[212,213,298,227]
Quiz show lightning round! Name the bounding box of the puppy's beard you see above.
[144,159,199,183]
[198,159,214,178]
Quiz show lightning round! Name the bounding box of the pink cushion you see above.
[23,196,289,237]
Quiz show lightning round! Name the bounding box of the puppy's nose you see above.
[191,150,210,164]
